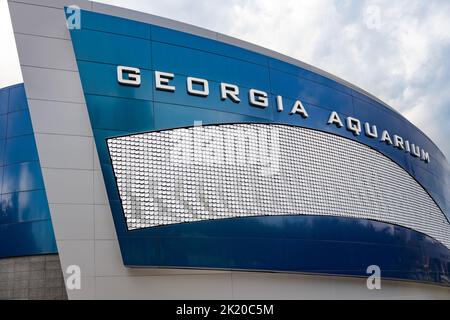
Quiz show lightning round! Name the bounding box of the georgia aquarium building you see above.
[1,0,450,299]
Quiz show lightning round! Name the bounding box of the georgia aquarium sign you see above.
[67,8,450,285]
[118,66,431,163]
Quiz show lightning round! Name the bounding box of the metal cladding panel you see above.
[63,8,450,285]
[107,124,450,249]
[0,84,56,258]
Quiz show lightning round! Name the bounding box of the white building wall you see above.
[8,0,450,300]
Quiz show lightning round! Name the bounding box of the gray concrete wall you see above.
[0,255,67,300]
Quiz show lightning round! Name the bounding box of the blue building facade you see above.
[66,9,450,285]
[2,0,450,299]
[0,84,56,258]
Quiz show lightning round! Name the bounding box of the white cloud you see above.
[1,0,449,159]
[0,0,22,88]
[94,0,450,159]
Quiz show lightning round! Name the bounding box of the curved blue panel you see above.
[68,9,450,286]
[120,215,450,285]
[1,190,52,225]
[0,115,7,140]
[0,220,56,258]
[0,84,56,258]
[70,29,151,68]
[4,135,39,165]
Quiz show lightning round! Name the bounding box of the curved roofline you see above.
[90,1,393,108]
[4,0,446,159]
[85,1,446,158]
[0,83,23,91]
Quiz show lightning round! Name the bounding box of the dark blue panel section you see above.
[70,29,151,68]
[0,166,3,195]
[7,109,33,138]
[2,162,44,193]
[272,97,336,132]
[0,115,7,140]
[4,135,39,165]
[0,139,5,167]
[268,57,353,95]
[119,215,450,285]
[101,163,121,203]
[94,129,128,165]
[85,94,154,132]
[69,9,450,286]
[2,162,44,194]
[77,9,151,39]
[152,26,268,67]
[0,84,55,258]
[109,199,128,236]
[0,190,50,224]
[77,61,153,100]
[152,41,271,90]
[153,75,274,120]
[0,220,57,258]
[270,68,354,115]
[353,96,449,176]
[153,102,270,131]
[71,8,450,224]
[8,85,28,112]
[0,89,8,115]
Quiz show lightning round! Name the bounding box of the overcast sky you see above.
[1,0,449,159]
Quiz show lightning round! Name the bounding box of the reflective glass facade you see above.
[0,84,56,258]
[66,8,450,285]
[2,0,450,298]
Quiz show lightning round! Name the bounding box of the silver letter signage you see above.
[187,77,209,97]
[364,122,378,139]
[249,89,269,108]
[381,130,393,145]
[155,71,175,92]
[346,117,361,136]
[289,100,309,118]
[327,111,344,128]
[115,66,431,164]
[220,83,241,103]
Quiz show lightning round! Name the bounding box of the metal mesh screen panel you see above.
[107,123,450,248]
